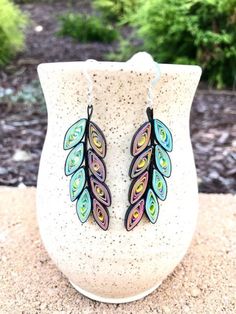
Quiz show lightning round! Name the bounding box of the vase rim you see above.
[37,61,202,75]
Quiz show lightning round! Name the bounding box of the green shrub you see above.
[0,0,27,67]
[58,13,118,43]
[93,0,139,23]
[120,0,236,88]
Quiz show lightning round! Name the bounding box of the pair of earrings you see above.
[63,103,173,231]
[63,59,172,231]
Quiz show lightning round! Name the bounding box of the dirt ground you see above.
[0,2,235,193]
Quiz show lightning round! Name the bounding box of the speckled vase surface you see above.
[37,54,202,303]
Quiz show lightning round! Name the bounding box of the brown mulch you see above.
[0,2,235,193]
[191,92,236,193]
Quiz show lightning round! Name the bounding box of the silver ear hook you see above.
[147,61,161,109]
[84,59,97,108]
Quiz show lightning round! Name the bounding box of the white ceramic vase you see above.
[37,53,201,303]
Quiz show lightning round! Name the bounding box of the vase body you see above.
[37,59,201,303]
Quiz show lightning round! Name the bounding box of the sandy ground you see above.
[0,188,235,313]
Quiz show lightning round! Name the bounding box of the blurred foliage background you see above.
[104,0,236,89]
[0,0,235,88]
[0,0,235,192]
[58,12,118,43]
[0,0,27,67]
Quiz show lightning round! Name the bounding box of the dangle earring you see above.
[125,62,173,231]
[63,60,111,231]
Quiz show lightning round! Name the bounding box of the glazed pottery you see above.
[37,53,202,303]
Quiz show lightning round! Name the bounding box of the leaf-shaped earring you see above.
[63,105,111,231]
[125,107,173,231]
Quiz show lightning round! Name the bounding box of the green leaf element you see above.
[64,119,87,150]
[70,167,86,201]
[154,119,173,152]
[152,169,167,201]
[65,143,84,176]
[155,144,172,178]
[145,188,159,223]
[76,188,91,223]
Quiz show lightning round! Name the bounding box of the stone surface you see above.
[0,187,235,313]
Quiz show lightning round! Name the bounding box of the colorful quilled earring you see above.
[125,107,173,231]
[63,105,111,231]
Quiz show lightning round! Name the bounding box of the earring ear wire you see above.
[83,59,96,108]
[147,61,161,109]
